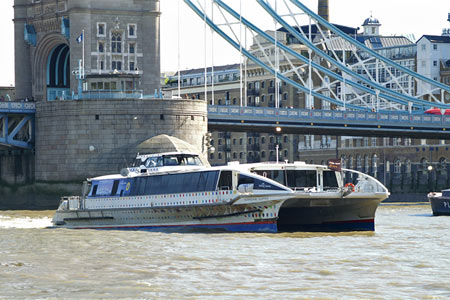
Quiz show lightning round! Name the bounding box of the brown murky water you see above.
[0,204,449,299]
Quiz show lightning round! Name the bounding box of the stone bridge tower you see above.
[14,0,161,101]
[13,0,207,187]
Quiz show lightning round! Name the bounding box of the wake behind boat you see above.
[52,152,294,232]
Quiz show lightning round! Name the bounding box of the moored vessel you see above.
[428,190,450,216]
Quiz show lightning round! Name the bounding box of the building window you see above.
[218,153,222,160]
[233,152,237,159]
[356,154,362,170]
[239,152,243,159]
[433,61,438,67]
[129,62,135,72]
[283,93,288,101]
[261,81,265,89]
[98,42,104,53]
[261,137,265,144]
[112,32,122,53]
[433,44,438,50]
[421,44,426,51]
[128,24,136,37]
[261,95,265,102]
[239,138,243,145]
[270,80,274,87]
[233,98,237,105]
[112,61,122,71]
[394,159,401,174]
[210,153,214,160]
[261,151,266,158]
[100,61,104,70]
[97,23,106,36]
[405,159,411,174]
[129,43,135,54]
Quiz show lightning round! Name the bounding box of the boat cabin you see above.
[250,164,341,192]
[134,152,204,169]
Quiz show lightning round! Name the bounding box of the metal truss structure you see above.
[184,0,450,112]
[0,102,35,149]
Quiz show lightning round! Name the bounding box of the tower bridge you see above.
[5,0,450,187]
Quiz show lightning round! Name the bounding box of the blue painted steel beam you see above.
[256,0,450,109]
[213,0,420,109]
[283,0,450,93]
[0,110,34,149]
[184,0,363,110]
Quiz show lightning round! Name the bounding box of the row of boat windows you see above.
[90,171,222,197]
[255,170,339,189]
[89,170,281,198]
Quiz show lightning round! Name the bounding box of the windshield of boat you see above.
[135,154,203,168]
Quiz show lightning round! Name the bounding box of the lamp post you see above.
[275,126,282,163]
[428,165,434,192]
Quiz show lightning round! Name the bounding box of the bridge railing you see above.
[0,101,36,113]
[208,106,450,126]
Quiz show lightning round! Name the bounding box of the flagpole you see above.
[82,29,85,79]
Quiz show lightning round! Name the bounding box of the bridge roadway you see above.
[208,105,450,139]
[2,102,450,148]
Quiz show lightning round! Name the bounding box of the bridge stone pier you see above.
[36,99,207,182]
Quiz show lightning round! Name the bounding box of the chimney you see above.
[318,0,329,22]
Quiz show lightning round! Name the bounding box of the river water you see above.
[0,204,449,300]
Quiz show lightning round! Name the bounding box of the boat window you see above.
[137,177,147,195]
[218,171,233,190]
[323,171,339,189]
[145,157,163,167]
[131,171,220,196]
[95,180,115,196]
[163,156,179,166]
[286,170,316,189]
[238,174,254,185]
[254,170,285,185]
[91,184,98,196]
[111,180,119,195]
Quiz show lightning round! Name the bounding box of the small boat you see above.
[237,160,390,231]
[428,190,450,216]
[51,152,294,233]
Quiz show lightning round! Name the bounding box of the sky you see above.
[0,0,449,86]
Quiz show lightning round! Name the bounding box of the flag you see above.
[76,33,83,43]
[328,159,342,172]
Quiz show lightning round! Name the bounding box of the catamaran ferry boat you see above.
[52,152,294,232]
[238,161,389,231]
[52,152,389,232]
